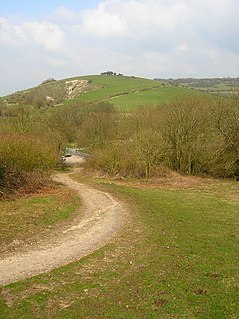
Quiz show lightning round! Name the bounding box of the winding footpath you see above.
[0,164,125,286]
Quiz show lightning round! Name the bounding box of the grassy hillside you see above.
[110,86,201,111]
[3,75,203,112]
[62,75,204,111]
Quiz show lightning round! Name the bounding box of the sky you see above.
[0,0,239,96]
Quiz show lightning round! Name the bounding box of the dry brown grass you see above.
[0,170,53,200]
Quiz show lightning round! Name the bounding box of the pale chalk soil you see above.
[0,157,125,286]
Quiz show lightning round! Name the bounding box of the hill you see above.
[2,74,204,112]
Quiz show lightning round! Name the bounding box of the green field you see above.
[111,86,202,111]
[0,175,238,319]
[63,75,202,111]
[63,75,163,106]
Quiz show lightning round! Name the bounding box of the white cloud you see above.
[23,21,65,51]
[78,0,196,41]
[53,6,78,21]
[0,17,65,51]
[176,43,190,53]
[0,17,27,46]
[80,2,127,37]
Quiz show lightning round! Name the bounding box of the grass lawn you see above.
[0,175,238,318]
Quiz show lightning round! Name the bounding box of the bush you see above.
[0,133,58,198]
[0,133,58,171]
[87,138,169,179]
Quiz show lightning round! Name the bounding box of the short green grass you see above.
[63,75,162,106]
[81,75,161,98]
[0,187,81,251]
[111,86,202,111]
[64,76,205,111]
[0,176,238,318]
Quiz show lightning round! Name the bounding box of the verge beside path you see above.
[0,169,125,286]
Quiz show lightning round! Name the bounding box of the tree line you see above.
[84,97,239,179]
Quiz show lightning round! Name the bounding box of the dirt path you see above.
[0,164,125,286]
